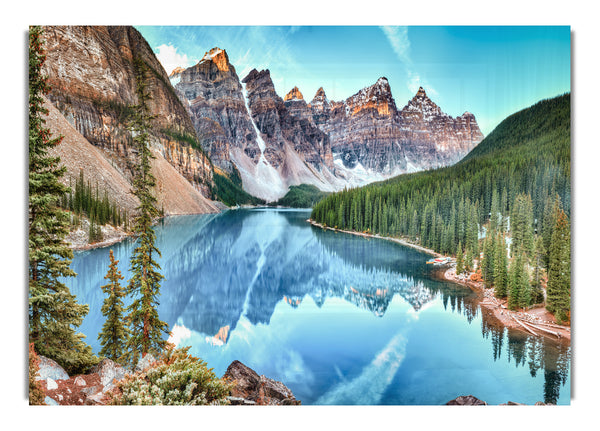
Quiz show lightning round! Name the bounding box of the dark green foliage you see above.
[531,236,546,304]
[98,250,129,363]
[62,170,126,230]
[508,252,527,310]
[28,26,96,375]
[481,234,496,288]
[455,242,464,275]
[111,345,233,405]
[510,193,534,257]
[546,204,571,323]
[494,234,509,298]
[270,184,331,208]
[210,171,265,206]
[125,57,169,366]
[465,246,474,272]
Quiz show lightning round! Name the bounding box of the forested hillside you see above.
[311,94,571,321]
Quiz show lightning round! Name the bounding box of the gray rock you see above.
[90,358,131,388]
[135,354,157,373]
[36,356,69,381]
[46,378,58,390]
[223,360,301,405]
[226,396,256,406]
[44,396,59,406]
[81,385,102,396]
[446,395,487,405]
[73,376,86,386]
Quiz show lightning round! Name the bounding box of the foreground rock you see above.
[223,360,301,405]
[36,356,69,381]
[35,355,300,406]
[446,395,487,405]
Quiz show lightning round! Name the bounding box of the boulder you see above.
[90,358,131,391]
[446,395,487,405]
[36,356,69,381]
[135,354,158,373]
[223,360,300,405]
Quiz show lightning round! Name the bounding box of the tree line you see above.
[312,94,571,322]
[59,169,129,242]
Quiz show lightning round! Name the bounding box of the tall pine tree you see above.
[28,26,95,375]
[546,205,571,323]
[99,250,129,363]
[494,234,509,298]
[125,57,169,366]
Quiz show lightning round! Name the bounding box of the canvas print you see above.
[28,25,571,406]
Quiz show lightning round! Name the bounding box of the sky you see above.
[136,25,571,136]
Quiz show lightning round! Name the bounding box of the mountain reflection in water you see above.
[66,208,570,405]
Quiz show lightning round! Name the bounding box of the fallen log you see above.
[512,315,538,336]
[520,321,561,338]
[533,321,570,331]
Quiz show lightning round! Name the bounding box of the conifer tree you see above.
[28,26,95,374]
[508,252,530,310]
[546,205,571,323]
[494,234,508,298]
[99,250,129,363]
[125,57,169,366]
[465,245,474,272]
[531,235,546,304]
[481,234,496,288]
[455,242,464,275]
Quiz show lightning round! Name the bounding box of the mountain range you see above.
[41,25,484,207]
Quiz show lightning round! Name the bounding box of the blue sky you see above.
[136,26,570,136]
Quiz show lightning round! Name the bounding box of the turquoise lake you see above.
[65,208,571,405]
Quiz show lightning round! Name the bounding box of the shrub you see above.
[29,343,45,405]
[111,344,232,405]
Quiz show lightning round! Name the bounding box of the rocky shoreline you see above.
[307,219,571,342]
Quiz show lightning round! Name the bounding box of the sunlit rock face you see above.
[174,47,259,173]
[41,25,214,198]
[310,80,484,175]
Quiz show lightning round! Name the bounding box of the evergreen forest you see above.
[312,94,571,321]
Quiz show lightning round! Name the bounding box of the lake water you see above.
[65,208,571,405]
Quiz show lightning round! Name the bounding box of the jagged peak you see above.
[284,86,304,102]
[199,47,229,72]
[242,68,271,84]
[311,87,329,104]
[169,66,186,77]
[376,77,389,86]
[415,86,427,98]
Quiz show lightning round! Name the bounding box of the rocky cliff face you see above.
[41,25,214,197]
[396,87,484,167]
[172,49,339,201]
[309,79,484,178]
[44,95,219,220]
[174,47,260,173]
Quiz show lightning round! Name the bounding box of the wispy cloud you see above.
[315,332,407,405]
[380,26,437,96]
[154,43,193,75]
[380,26,411,65]
[408,71,438,96]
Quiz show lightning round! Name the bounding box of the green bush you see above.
[111,344,232,405]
